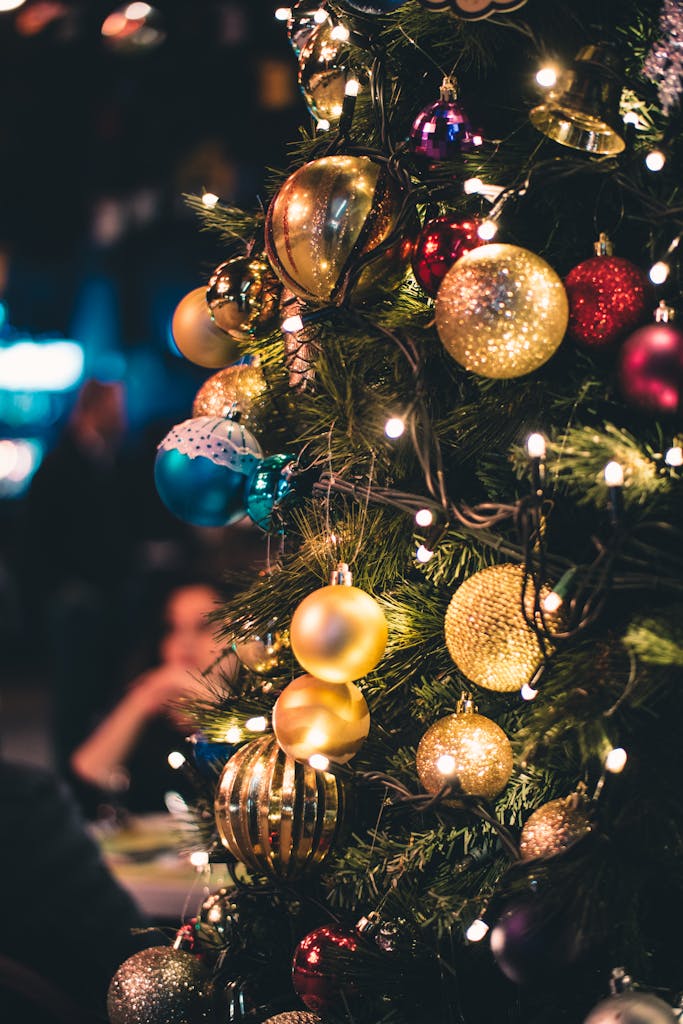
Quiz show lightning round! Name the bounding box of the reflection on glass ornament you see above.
[410,77,480,162]
[298,21,363,124]
[412,216,484,297]
[192,362,267,424]
[273,675,370,764]
[292,925,360,1016]
[618,308,683,417]
[234,629,289,675]
[101,3,166,55]
[287,1,330,56]
[206,257,280,340]
[154,417,262,527]
[172,288,242,369]
[245,453,297,530]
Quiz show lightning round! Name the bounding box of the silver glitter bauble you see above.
[107,947,212,1024]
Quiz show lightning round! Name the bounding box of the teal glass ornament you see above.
[155,416,262,527]
[246,453,297,530]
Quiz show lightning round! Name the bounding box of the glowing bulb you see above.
[416,544,434,563]
[464,177,483,195]
[415,508,434,528]
[645,149,666,172]
[604,461,624,488]
[0,0,27,10]
[472,134,483,147]
[345,78,360,97]
[190,851,210,867]
[542,591,563,614]
[125,2,152,17]
[466,919,490,942]
[330,23,349,41]
[245,716,268,732]
[167,751,186,770]
[605,747,627,774]
[526,432,546,459]
[477,220,498,241]
[665,445,683,467]
[281,314,304,333]
[309,753,330,770]
[225,726,242,744]
[521,683,539,701]
[275,6,292,20]
[202,192,219,208]
[622,111,640,127]
[385,416,405,439]
[649,261,670,284]
[313,7,327,22]
[436,753,456,775]
[535,66,558,88]
[317,118,331,132]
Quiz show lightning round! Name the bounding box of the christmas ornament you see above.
[342,1,408,12]
[206,257,280,340]
[416,694,513,800]
[298,21,361,124]
[155,417,262,527]
[246,453,297,530]
[644,0,683,117]
[172,287,242,369]
[420,0,528,18]
[436,244,568,378]
[101,4,166,54]
[189,734,238,778]
[292,924,360,1016]
[584,992,678,1024]
[214,734,344,880]
[565,237,651,348]
[530,43,625,155]
[444,563,559,692]
[265,155,408,305]
[263,1014,321,1024]
[490,898,580,985]
[280,290,317,388]
[192,362,267,424]
[411,216,484,298]
[410,77,478,162]
[107,946,212,1024]
[290,562,388,683]
[273,675,370,763]
[286,1,330,56]
[618,305,683,417]
[234,629,289,675]
[520,791,593,860]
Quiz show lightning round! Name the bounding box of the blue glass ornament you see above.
[342,0,407,12]
[189,734,237,780]
[155,416,262,527]
[246,453,296,531]
[410,77,480,162]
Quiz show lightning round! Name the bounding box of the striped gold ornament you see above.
[214,735,343,881]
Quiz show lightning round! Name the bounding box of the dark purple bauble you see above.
[342,0,408,11]
[490,899,580,985]
[410,86,479,162]
[411,217,484,297]
[618,321,683,417]
[292,925,360,1016]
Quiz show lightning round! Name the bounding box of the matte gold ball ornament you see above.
[171,287,242,368]
[206,257,280,340]
[273,675,370,764]
[445,563,559,693]
[435,244,569,378]
[416,694,513,800]
[192,363,267,423]
[290,563,388,683]
[520,790,593,860]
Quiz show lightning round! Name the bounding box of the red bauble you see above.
[412,217,484,297]
[618,321,683,417]
[291,924,359,1015]
[564,256,651,348]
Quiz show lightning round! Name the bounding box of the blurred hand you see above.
[131,666,217,728]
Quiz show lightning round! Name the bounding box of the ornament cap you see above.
[440,75,458,102]
[355,911,381,937]
[655,299,675,324]
[456,692,477,715]
[594,232,614,257]
[609,967,634,995]
[330,561,353,586]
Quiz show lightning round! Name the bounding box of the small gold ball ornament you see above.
[273,675,370,764]
[172,287,242,368]
[192,363,267,423]
[233,629,289,675]
[416,695,513,800]
[445,563,558,693]
[520,791,593,860]
[290,563,388,683]
[435,244,569,378]
[298,21,362,124]
[206,257,280,340]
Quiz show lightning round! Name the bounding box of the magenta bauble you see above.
[292,924,360,1015]
[411,217,484,297]
[618,321,683,416]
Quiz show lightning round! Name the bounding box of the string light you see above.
[520,683,539,701]
[605,747,627,774]
[649,261,670,285]
[385,416,405,439]
[313,7,327,22]
[201,192,219,208]
[535,65,558,88]
[330,23,349,41]
[645,149,666,172]
[542,592,562,613]
[415,508,434,528]
[466,918,490,942]
[245,716,268,732]
[464,177,483,194]
[281,314,304,333]
[317,118,331,132]
[477,220,498,241]
[416,544,434,563]
[665,445,683,467]
[541,567,576,614]
[190,851,210,867]
[344,78,360,97]
[622,111,640,128]
[604,461,624,488]
[225,726,242,744]
[526,432,546,459]
[167,751,186,769]
[274,6,292,19]
[309,753,330,770]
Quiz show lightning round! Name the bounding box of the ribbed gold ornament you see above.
[214,735,343,880]
[520,792,593,860]
[445,563,558,693]
[193,363,267,423]
[273,675,370,764]
[416,697,513,799]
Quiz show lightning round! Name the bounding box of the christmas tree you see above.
[109,2,683,1023]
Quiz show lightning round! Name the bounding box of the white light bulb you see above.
[526,432,546,459]
[520,683,539,701]
[466,919,490,942]
[317,118,331,132]
[436,753,456,775]
[464,177,483,195]
[0,0,26,10]
[604,461,624,488]
[477,220,498,241]
[167,751,186,770]
[245,716,268,732]
[415,508,434,528]
[313,8,328,23]
[605,747,627,774]
[330,23,350,41]
[281,314,304,333]
[665,445,683,467]
[622,111,640,127]
[309,753,331,770]
[385,416,405,439]
[345,79,360,97]
[535,66,558,88]
[416,544,434,563]
[190,851,210,867]
[649,261,670,285]
[201,192,219,209]
[645,149,666,172]
[225,726,242,744]
[542,591,563,613]
[472,134,484,148]
[274,7,292,20]
[125,1,152,17]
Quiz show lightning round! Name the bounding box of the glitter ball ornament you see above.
[290,563,388,683]
[412,216,484,298]
[416,695,513,799]
[490,899,580,985]
[263,1014,321,1024]
[273,675,370,764]
[192,362,267,424]
[520,792,593,860]
[234,629,289,675]
[565,254,651,349]
[215,734,344,880]
[287,1,330,56]
[584,992,679,1024]
[445,563,559,692]
[206,257,280,340]
[435,244,569,378]
[107,946,212,1024]
[172,287,242,368]
[410,77,478,162]
[265,155,408,305]
[299,21,363,124]
[292,925,360,1016]
[618,315,683,417]
[246,453,297,531]
[154,417,262,527]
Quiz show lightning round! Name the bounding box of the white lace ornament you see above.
[157,416,263,473]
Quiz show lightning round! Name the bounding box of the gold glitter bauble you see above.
[290,583,388,683]
[445,563,558,693]
[192,363,267,424]
[273,675,370,764]
[206,257,280,340]
[172,287,241,369]
[214,734,344,880]
[233,629,289,675]
[416,705,513,799]
[265,155,409,305]
[263,1015,321,1024]
[520,793,593,860]
[298,21,362,124]
[107,947,212,1024]
[435,244,569,378]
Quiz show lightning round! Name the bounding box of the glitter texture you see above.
[416,709,513,799]
[520,794,593,860]
[264,1014,321,1024]
[107,947,211,1024]
[644,0,683,116]
[192,364,267,423]
[565,256,651,348]
[445,563,559,693]
[435,244,568,379]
